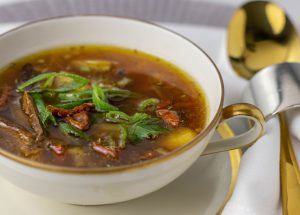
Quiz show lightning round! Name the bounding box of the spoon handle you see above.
[279,113,300,215]
[242,63,300,214]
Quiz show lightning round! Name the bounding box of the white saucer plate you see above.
[0,149,239,215]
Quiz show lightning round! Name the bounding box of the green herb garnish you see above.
[55,98,92,109]
[57,87,131,102]
[42,76,55,89]
[92,84,118,112]
[32,93,57,126]
[105,111,168,142]
[103,87,131,100]
[105,111,130,123]
[18,70,168,147]
[59,122,90,140]
[130,112,160,124]
[137,98,159,112]
[17,72,89,92]
[57,90,92,101]
[127,123,168,142]
[127,113,168,142]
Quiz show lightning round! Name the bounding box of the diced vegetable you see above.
[92,84,118,112]
[71,59,112,72]
[156,109,180,127]
[159,127,196,151]
[91,123,128,149]
[32,93,57,126]
[118,125,127,149]
[103,135,117,149]
[79,65,91,72]
[52,76,73,88]
[91,141,118,159]
[48,103,95,117]
[17,72,89,92]
[138,98,160,112]
[117,77,131,87]
[59,122,90,140]
[48,142,66,155]
[65,111,90,130]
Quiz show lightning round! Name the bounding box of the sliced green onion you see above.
[57,90,92,101]
[92,84,118,112]
[54,98,92,109]
[103,87,131,100]
[57,87,131,103]
[105,111,130,123]
[42,76,55,89]
[17,72,89,92]
[32,93,57,126]
[138,98,160,112]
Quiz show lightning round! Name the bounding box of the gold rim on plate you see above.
[216,122,242,215]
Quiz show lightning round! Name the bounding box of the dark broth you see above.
[0,45,207,168]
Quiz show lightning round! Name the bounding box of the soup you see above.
[0,45,207,168]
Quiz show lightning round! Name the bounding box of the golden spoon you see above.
[227,1,300,214]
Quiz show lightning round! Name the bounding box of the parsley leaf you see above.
[59,122,90,140]
[128,123,168,142]
[128,113,168,141]
[105,111,169,143]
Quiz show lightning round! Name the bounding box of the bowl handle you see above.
[202,103,265,155]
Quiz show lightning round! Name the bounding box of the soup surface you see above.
[0,45,207,168]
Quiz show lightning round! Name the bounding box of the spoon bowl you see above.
[228,1,300,79]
